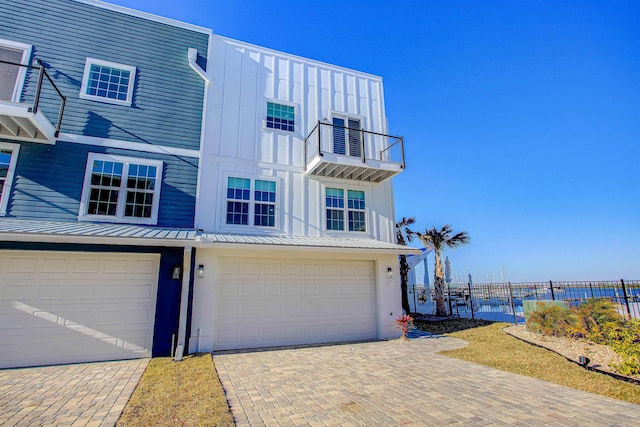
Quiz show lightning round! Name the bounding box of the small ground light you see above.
[579,355,590,367]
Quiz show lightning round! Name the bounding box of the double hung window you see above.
[80,154,162,224]
[226,177,276,227]
[325,187,366,232]
[80,58,136,106]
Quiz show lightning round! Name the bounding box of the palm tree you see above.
[396,217,416,315]
[418,225,470,317]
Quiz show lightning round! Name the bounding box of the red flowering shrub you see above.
[395,314,414,341]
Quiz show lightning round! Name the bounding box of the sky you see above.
[107,0,639,282]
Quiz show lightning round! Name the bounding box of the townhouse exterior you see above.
[189,36,414,352]
[0,0,210,368]
[0,0,415,369]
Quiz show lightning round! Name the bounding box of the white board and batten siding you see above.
[196,35,396,242]
[0,250,159,368]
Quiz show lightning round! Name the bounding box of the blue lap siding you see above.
[0,0,209,151]
[2,139,198,228]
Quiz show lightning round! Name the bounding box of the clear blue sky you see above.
[108,0,639,282]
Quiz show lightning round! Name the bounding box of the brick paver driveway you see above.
[0,359,147,427]
[214,335,640,426]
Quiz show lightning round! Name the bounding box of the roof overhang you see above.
[196,233,421,254]
[0,219,196,247]
[0,219,421,254]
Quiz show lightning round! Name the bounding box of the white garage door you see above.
[0,250,159,368]
[215,258,376,350]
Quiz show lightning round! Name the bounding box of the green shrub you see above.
[527,298,639,377]
[601,319,640,376]
[526,304,577,337]
[574,298,623,342]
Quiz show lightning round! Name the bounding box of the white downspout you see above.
[174,245,192,361]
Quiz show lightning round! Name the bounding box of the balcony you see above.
[304,121,405,183]
[0,59,66,144]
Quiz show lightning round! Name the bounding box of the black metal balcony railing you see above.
[303,121,405,183]
[0,59,66,138]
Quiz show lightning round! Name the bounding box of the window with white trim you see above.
[266,102,295,132]
[325,187,366,232]
[80,154,162,224]
[226,177,276,227]
[79,58,136,106]
[0,38,32,102]
[0,142,19,215]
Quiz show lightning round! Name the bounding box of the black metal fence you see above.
[419,280,640,323]
[304,121,405,167]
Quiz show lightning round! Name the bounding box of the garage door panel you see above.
[214,258,376,350]
[264,283,281,296]
[303,283,320,295]
[241,283,261,296]
[284,264,301,275]
[0,250,159,369]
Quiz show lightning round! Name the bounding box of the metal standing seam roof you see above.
[197,233,419,252]
[0,219,419,252]
[0,219,197,241]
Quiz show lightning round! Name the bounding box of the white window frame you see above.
[79,57,136,106]
[263,99,299,136]
[222,174,279,230]
[79,153,163,225]
[0,142,20,215]
[0,38,32,103]
[323,184,368,234]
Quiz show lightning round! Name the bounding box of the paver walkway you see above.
[214,335,640,426]
[0,359,147,427]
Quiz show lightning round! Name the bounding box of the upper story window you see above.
[79,153,162,225]
[0,142,19,215]
[332,116,362,158]
[326,187,366,232]
[0,39,32,103]
[79,58,136,106]
[266,102,295,132]
[226,176,276,227]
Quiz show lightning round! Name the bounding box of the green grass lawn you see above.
[415,320,640,405]
[116,353,234,427]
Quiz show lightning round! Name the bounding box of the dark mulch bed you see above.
[413,316,495,335]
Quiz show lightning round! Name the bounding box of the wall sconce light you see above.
[387,267,393,279]
[197,264,205,278]
[172,265,181,280]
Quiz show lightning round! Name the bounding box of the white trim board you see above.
[71,0,212,35]
[58,133,200,158]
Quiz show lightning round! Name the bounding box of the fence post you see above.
[620,279,632,320]
[589,282,594,298]
[549,280,555,300]
[468,281,474,320]
[508,281,518,325]
[447,282,452,316]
